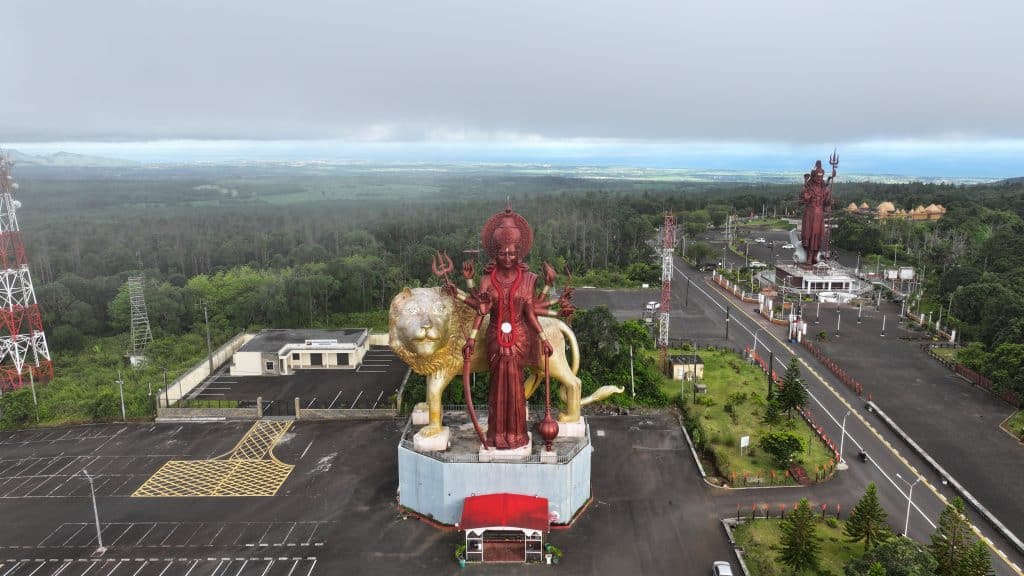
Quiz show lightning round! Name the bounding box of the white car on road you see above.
[781,243,795,249]
[712,561,734,576]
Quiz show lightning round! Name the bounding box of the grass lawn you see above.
[666,348,836,484]
[1003,411,1024,439]
[733,517,862,576]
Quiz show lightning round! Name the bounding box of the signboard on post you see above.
[740,435,750,455]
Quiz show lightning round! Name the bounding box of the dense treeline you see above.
[10,165,1024,416]
[830,180,1024,398]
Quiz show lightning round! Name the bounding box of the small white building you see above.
[229,329,369,376]
[670,355,705,381]
[774,263,855,293]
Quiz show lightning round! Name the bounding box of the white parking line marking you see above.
[327,390,344,409]
[349,391,363,408]
[371,391,384,409]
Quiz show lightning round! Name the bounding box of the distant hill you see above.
[3,149,136,167]
[995,176,1024,185]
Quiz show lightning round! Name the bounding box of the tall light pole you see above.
[629,345,636,399]
[203,301,214,377]
[116,371,126,421]
[82,469,105,553]
[895,473,923,538]
[836,411,851,470]
[752,328,765,360]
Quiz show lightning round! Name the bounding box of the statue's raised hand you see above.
[441,280,458,299]
[462,339,476,361]
[542,262,557,285]
[462,260,475,281]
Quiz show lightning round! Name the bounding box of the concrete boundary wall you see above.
[368,332,390,346]
[158,332,254,408]
[156,407,258,421]
[300,408,398,420]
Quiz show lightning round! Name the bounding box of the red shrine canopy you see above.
[460,493,549,532]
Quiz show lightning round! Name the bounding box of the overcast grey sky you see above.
[4,0,1023,146]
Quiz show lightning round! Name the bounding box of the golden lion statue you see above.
[389,287,623,437]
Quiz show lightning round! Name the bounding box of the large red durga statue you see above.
[441,203,560,451]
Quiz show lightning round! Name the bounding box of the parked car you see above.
[645,301,660,311]
[781,243,795,249]
[754,237,766,243]
[712,561,734,576]
[749,260,767,269]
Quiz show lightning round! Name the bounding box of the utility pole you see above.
[203,301,214,377]
[629,346,636,399]
[116,370,125,421]
[82,469,105,553]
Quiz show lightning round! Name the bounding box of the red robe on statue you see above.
[481,266,539,450]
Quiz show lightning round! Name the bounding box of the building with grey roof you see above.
[229,328,369,376]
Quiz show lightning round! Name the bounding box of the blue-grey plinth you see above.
[397,407,592,526]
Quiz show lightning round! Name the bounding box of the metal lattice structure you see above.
[0,154,51,391]
[658,213,675,370]
[127,276,153,362]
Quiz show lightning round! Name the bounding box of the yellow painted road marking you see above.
[132,421,294,498]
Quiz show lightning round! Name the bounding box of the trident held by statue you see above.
[431,251,455,283]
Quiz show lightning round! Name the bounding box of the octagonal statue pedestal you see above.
[397,406,592,526]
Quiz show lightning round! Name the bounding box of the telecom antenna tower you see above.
[658,213,675,371]
[0,153,52,391]
[127,276,153,366]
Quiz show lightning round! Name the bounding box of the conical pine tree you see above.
[930,497,979,576]
[844,482,892,551]
[778,498,821,574]
[957,540,993,576]
[761,396,783,431]
[777,357,808,418]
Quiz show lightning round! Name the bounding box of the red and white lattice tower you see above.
[658,213,675,371]
[0,154,52,391]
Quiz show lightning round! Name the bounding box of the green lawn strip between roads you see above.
[668,348,835,484]
[1003,410,1024,439]
[733,517,860,576]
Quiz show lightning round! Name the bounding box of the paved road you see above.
[669,254,1024,575]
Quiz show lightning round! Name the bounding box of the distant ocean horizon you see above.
[8,139,1023,181]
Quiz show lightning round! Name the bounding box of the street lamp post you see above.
[836,411,851,470]
[82,469,105,553]
[752,328,765,360]
[725,305,730,339]
[895,473,923,538]
[881,314,887,337]
[116,371,126,421]
[815,301,821,324]
[835,310,841,337]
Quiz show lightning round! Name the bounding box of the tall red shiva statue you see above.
[444,204,554,450]
[798,151,839,265]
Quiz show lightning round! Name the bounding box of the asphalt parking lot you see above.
[186,346,407,409]
[0,413,742,575]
